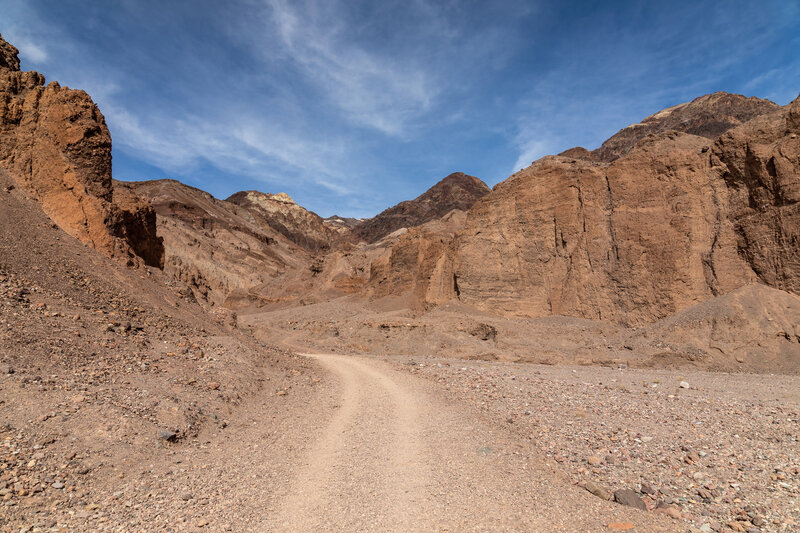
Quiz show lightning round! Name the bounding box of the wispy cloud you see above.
[509,2,800,174]
[244,0,439,137]
[2,1,796,218]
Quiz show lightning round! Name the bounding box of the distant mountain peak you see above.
[349,172,491,243]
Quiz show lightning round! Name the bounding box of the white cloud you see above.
[259,0,438,137]
[12,36,48,64]
[511,139,554,174]
[1,1,49,66]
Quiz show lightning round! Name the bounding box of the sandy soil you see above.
[263,354,677,532]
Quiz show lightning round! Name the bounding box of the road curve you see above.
[262,354,677,532]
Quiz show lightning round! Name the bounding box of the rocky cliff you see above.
[350,172,490,243]
[711,97,800,294]
[453,95,800,326]
[120,179,319,307]
[0,34,162,267]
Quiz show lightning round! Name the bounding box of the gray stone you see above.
[614,488,647,510]
[159,429,179,442]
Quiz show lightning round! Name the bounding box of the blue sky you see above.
[2,1,799,218]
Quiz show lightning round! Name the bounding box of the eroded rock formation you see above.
[587,92,779,162]
[226,190,335,253]
[453,95,800,325]
[0,34,162,266]
[120,179,317,307]
[711,96,800,293]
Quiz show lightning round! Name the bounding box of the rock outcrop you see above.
[226,190,335,253]
[366,209,468,306]
[452,94,800,326]
[120,179,318,307]
[0,34,162,267]
[323,215,362,234]
[561,92,779,163]
[350,172,490,243]
[711,95,800,294]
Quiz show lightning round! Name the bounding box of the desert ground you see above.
[1,29,799,533]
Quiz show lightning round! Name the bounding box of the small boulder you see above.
[469,323,497,341]
[613,488,647,510]
[585,480,612,500]
[640,481,657,495]
[159,429,179,442]
[654,502,682,519]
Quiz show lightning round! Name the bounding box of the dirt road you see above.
[262,354,676,532]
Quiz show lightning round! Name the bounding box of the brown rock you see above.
[451,92,800,332]
[350,172,490,243]
[587,455,604,466]
[0,36,20,70]
[653,503,682,519]
[0,34,162,267]
[711,95,800,294]
[585,480,613,500]
[226,190,335,253]
[121,179,318,306]
[592,91,779,162]
[454,131,752,325]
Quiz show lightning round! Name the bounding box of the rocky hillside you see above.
[0,34,162,267]
[563,92,780,162]
[453,95,799,325]
[349,172,491,243]
[323,215,362,234]
[119,180,322,307]
[0,165,309,531]
[226,190,335,253]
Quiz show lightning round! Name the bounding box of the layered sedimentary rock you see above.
[453,95,800,326]
[226,191,335,253]
[323,215,362,234]
[350,172,490,243]
[121,179,319,306]
[0,34,162,267]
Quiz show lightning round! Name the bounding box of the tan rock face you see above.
[226,190,335,253]
[453,95,800,325]
[122,179,338,307]
[0,34,162,267]
[711,96,800,293]
[367,210,467,306]
[454,131,757,325]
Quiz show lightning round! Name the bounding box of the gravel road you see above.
[262,354,676,532]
